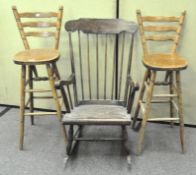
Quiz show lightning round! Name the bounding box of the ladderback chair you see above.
[12,6,67,150]
[57,18,138,163]
[132,10,188,154]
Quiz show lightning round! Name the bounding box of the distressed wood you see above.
[62,18,139,160]
[65,18,137,34]
[63,105,131,125]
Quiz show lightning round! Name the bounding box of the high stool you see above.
[132,10,188,154]
[12,6,67,150]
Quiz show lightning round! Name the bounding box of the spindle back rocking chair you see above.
[56,18,139,162]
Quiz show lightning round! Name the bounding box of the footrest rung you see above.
[74,137,124,141]
[25,89,52,93]
[148,117,179,122]
[24,112,57,116]
[153,94,177,98]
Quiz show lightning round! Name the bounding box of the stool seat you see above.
[143,53,188,71]
[14,49,60,65]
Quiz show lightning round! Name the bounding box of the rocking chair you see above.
[56,18,139,164]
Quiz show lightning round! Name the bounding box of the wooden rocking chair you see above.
[56,18,139,164]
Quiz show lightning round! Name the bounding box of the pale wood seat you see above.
[57,18,139,164]
[143,53,188,70]
[12,6,67,150]
[14,49,59,65]
[132,10,188,155]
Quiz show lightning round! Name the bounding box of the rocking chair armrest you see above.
[127,76,140,114]
[55,74,75,88]
[127,75,139,90]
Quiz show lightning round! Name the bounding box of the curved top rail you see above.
[65,18,137,34]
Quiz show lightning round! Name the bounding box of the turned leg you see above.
[28,66,34,125]
[137,70,156,155]
[46,64,68,143]
[175,71,185,153]
[169,72,174,127]
[19,65,26,150]
[132,69,149,129]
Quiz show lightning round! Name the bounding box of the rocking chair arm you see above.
[55,74,75,88]
[127,76,139,114]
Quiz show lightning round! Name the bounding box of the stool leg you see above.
[46,64,68,143]
[19,65,26,150]
[175,71,185,153]
[137,70,156,155]
[132,69,149,129]
[169,72,174,127]
[28,66,34,125]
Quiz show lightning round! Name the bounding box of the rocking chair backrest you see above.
[65,18,137,107]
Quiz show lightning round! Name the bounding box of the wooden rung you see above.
[34,96,62,99]
[154,81,170,86]
[25,89,52,93]
[153,94,177,98]
[33,77,49,81]
[74,137,124,141]
[142,100,170,103]
[24,112,57,116]
[148,117,179,122]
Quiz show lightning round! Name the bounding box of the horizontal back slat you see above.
[22,21,58,28]
[143,25,178,32]
[145,35,176,41]
[142,16,180,22]
[136,10,186,54]
[25,31,56,37]
[19,12,58,18]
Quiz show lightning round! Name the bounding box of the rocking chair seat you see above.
[62,105,131,125]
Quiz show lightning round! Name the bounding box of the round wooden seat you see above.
[14,49,60,65]
[143,53,188,71]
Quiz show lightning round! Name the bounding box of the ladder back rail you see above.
[137,10,186,54]
[12,6,63,50]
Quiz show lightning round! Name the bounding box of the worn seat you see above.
[63,105,131,125]
[57,18,138,164]
[132,10,188,155]
[12,6,67,150]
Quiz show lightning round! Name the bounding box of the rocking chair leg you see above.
[121,126,131,165]
[66,125,73,155]
[132,70,149,130]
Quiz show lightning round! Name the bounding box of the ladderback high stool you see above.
[132,10,188,154]
[12,6,67,150]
